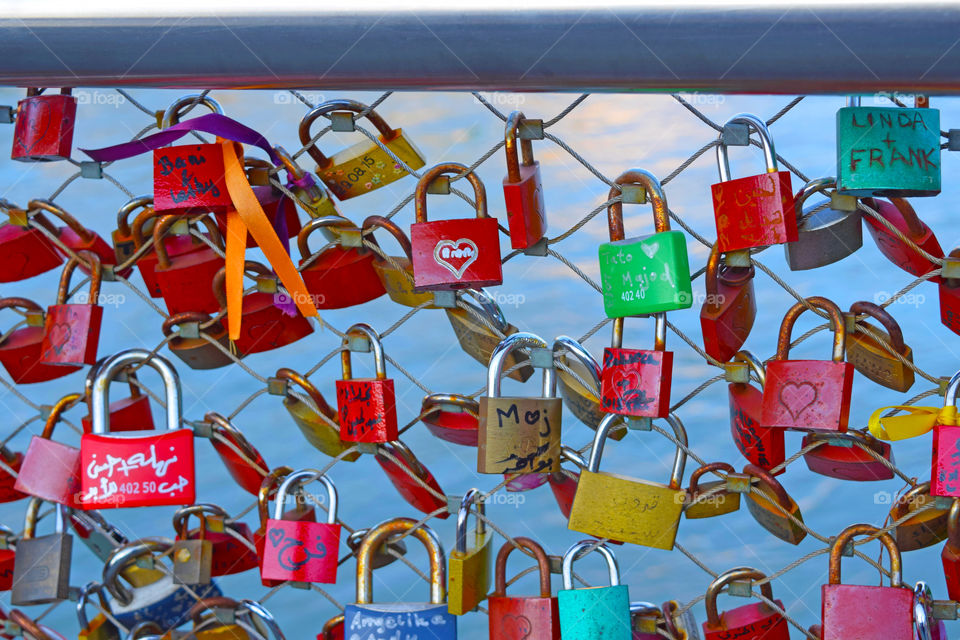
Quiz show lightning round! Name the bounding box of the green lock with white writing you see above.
[836,98,941,197]
[558,540,632,640]
[598,169,692,318]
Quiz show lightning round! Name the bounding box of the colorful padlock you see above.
[744,464,806,545]
[700,244,756,364]
[861,196,943,280]
[728,351,785,474]
[447,489,491,615]
[558,541,631,640]
[153,214,225,315]
[336,323,398,443]
[702,568,788,640]
[487,537,560,640]
[162,312,235,371]
[600,314,672,418]
[0,200,63,282]
[277,368,358,462]
[932,370,960,497]
[446,289,533,382]
[12,88,76,162]
[502,111,546,250]
[0,297,80,383]
[297,215,385,309]
[40,251,104,367]
[204,412,269,497]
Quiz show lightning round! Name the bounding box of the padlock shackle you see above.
[258,466,294,529]
[275,368,337,417]
[85,356,144,405]
[606,168,669,242]
[455,488,486,553]
[773,296,846,362]
[153,214,224,268]
[491,536,551,598]
[273,468,338,524]
[587,413,687,489]
[553,336,602,394]
[688,461,735,496]
[161,312,218,337]
[414,162,489,224]
[793,177,839,214]
[185,596,241,626]
[239,599,285,640]
[704,245,754,308]
[504,110,536,183]
[297,215,357,260]
[913,581,935,640]
[211,261,273,311]
[827,523,902,587]
[732,350,766,388]
[345,521,407,569]
[486,331,554,398]
[103,538,173,606]
[134,206,221,251]
[172,503,229,539]
[321,614,344,639]
[76,581,110,631]
[91,349,182,435]
[561,540,620,590]
[611,313,666,351]
[298,99,397,169]
[40,392,82,440]
[716,113,778,182]
[421,393,479,418]
[29,199,96,243]
[744,464,794,512]
[355,518,446,605]
[116,195,154,238]
[22,497,65,540]
[8,609,53,640]
[704,567,774,627]
[203,411,266,474]
[128,620,164,638]
[560,444,587,469]
[458,288,509,333]
[56,250,102,305]
[361,215,414,262]
[943,370,960,408]
[340,323,388,381]
[862,196,926,238]
[161,94,223,129]
[849,300,907,354]
[0,296,43,315]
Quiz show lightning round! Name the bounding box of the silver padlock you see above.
[784,176,862,271]
[68,509,129,562]
[553,336,605,430]
[11,498,72,606]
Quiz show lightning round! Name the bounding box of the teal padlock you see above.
[598,168,692,318]
[558,540,631,639]
[836,96,941,197]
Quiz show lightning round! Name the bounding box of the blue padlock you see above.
[558,540,631,639]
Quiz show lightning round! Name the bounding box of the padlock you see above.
[558,541,631,640]
[335,323,398,443]
[276,368,359,462]
[12,88,76,162]
[728,351,785,474]
[941,500,960,600]
[600,314,672,418]
[599,169,692,317]
[185,597,249,640]
[363,215,438,309]
[548,446,587,521]
[13,392,83,506]
[446,289,533,382]
[447,489,491,615]
[26,199,123,278]
[211,262,314,355]
[836,97,941,197]
[0,445,25,504]
[912,581,948,640]
[162,312,235,371]
[685,462,741,519]
[260,469,341,584]
[420,394,479,447]
[79,349,195,509]
[479,332,561,474]
[113,195,155,267]
[40,251,104,366]
[761,296,854,431]
[553,336,622,437]
[861,196,943,279]
[933,370,960,497]
[502,111,547,250]
[844,300,914,392]
[203,412,269,497]
[0,297,81,383]
[171,511,213,586]
[820,523,913,639]
[319,614,344,640]
[700,245,756,363]
[297,216,386,309]
[410,162,503,291]
[299,99,426,200]
[77,582,120,640]
[10,499,72,605]
[254,467,318,588]
[487,536,560,640]
[701,567,788,640]
[801,430,894,481]
[662,600,702,640]
[743,464,806,545]
[66,510,138,569]
[153,214,225,315]
[785,177,862,270]
[568,413,687,549]
[273,145,343,223]
[890,481,950,552]
[81,359,155,434]
[628,602,661,640]
[175,504,257,579]
[375,440,449,519]
[941,248,960,336]
[711,114,796,253]
[345,522,408,571]
[0,526,15,591]
[0,200,64,282]
[345,518,456,638]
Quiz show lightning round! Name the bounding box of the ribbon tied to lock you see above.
[868,404,957,441]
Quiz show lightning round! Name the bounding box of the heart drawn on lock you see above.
[612,367,643,402]
[433,238,478,280]
[15,103,54,156]
[641,241,660,260]
[778,381,818,420]
[499,613,532,640]
[46,322,72,355]
[267,528,285,548]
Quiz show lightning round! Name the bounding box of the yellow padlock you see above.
[446,290,533,382]
[185,597,250,639]
[447,489,492,615]
[276,368,359,462]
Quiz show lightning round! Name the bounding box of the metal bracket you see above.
[529,347,554,370]
[724,249,752,267]
[518,119,544,140]
[330,111,356,132]
[724,362,750,384]
[948,130,960,152]
[722,122,750,146]
[339,227,363,248]
[942,256,960,280]
[24,310,44,328]
[843,311,858,336]
[355,442,378,455]
[38,404,53,420]
[100,264,117,282]
[727,579,753,597]
[213,607,237,624]
[0,106,14,124]
[830,192,858,212]
[177,321,201,340]
[290,580,311,590]
[725,472,752,494]
[523,237,549,257]
[840,540,854,557]
[933,600,958,619]
[80,161,103,179]
[255,276,278,294]
[433,290,458,308]
[446,494,462,515]
[548,554,563,575]
[191,421,213,439]
[426,175,451,194]
[266,377,288,396]
[620,184,646,204]
[626,417,652,431]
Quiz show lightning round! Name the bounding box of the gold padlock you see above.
[684,461,741,519]
[844,300,915,392]
[298,99,426,200]
[274,145,342,222]
[362,215,437,309]
[276,368,359,462]
[447,489,492,615]
[446,289,533,382]
[185,597,250,639]
[744,464,806,544]
[891,481,950,551]
[552,335,624,441]
[567,413,688,549]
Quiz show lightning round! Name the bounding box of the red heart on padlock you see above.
[500,613,533,640]
[778,381,817,421]
[46,322,72,355]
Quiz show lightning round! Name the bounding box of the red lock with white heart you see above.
[335,323,397,443]
[600,314,672,418]
[727,352,785,474]
[410,162,503,291]
[12,88,76,162]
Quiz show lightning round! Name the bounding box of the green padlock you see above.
[598,169,692,318]
[558,540,631,640]
[836,96,941,197]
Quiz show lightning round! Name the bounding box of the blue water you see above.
[0,88,958,638]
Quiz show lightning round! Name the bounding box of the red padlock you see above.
[113,195,156,267]
[702,568,789,640]
[40,251,104,367]
[761,296,854,432]
[375,440,449,519]
[0,526,14,591]
[801,430,894,481]
[153,215,225,315]
[162,312,235,371]
[503,111,547,250]
[861,196,943,281]
[420,393,479,447]
[336,323,398,443]
[203,412,269,497]
[212,156,302,248]
[410,162,503,291]
[0,446,25,504]
[549,446,586,520]
[939,248,960,336]
[80,361,154,434]
[254,466,318,587]
[260,469,341,584]
[13,393,82,506]
[297,216,385,309]
[29,199,125,277]
[728,352,785,474]
[711,114,796,253]
[941,500,960,601]
[174,504,258,577]
[932,371,960,497]
[79,349,195,509]
[0,297,81,384]
[600,314,672,418]
[0,201,63,282]
[11,88,76,162]
[700,245,756,363]
[820,524,913,640]
[488,537,560,640]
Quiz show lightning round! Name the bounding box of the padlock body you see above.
[40,303,103,366]
[410,217,503,291]
[503,161,546,250]
[846,324,914,392]
[13,436,81,506]
[447,528,491,615]
[137,233,209,298]
[863,197,943,279]
[336,378,398,442]
[745,490,805,544]
[599,230,692,317]
[932,423,960,497]
[81,394,154,434]
[488,595,560,640]
[446,309,533,382]
[700,269,756,363]
[0,326,80,383]
[712,171,796,252]
[820,583,913,640]
[942,542,960,601]
[260,519,340,584]
[10,533,72,605]
[600,347,672,418]
[940,283,960,337]
[0,225,63,281]
[204,522,258,576]
[78,429,195,508]
[154,248,225,315]
[107,576,220,630]
[556,361,612,434]
[836,106,941,197]
[801,433,894,481]
[56,226,123,276]
[344,602,456,639]
[300,246,386,309]
[702,600,788,640]
[478,396,561,474]
[0,549,13,591]
[785,206,862,271]
[373,256,435,308]
[892,494,949,552]
[375,448,449,519]
[211,433,271,496]
[283,397,360,462]
[685,480,741,519]
[168,325,235,371]
[761,360,854,431]
[729,382,785,473]
[558,585,631,640]
[232,291,314,355]
[12,93,76,162]
[172,538,212,585]
[317,129,426,200]
[0,452,25,503]
[153,145,232,212]
[421,404,478,447]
